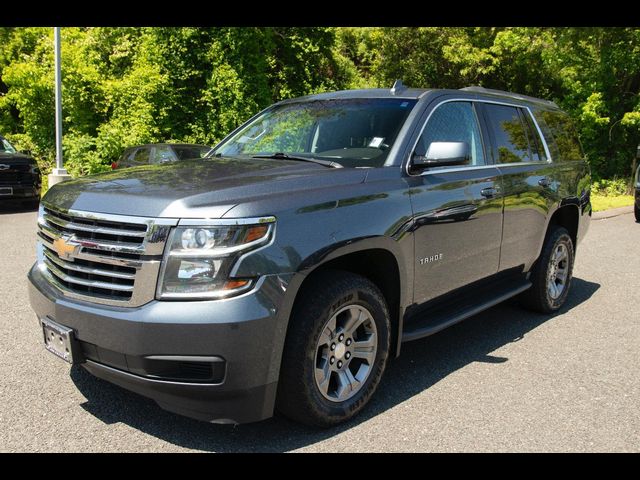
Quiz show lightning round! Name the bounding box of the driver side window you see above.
[417,102,485,166]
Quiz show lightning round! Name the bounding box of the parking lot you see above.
[1,205,638,452]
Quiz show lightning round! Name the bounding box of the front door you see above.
[407,100,503,305]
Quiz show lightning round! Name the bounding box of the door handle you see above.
[538,177,551,188]
[481,187,496,198]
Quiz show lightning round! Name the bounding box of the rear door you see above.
[478,102,556,272]
[407,99,503,304]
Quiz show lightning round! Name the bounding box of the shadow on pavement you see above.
[70,277,600,452]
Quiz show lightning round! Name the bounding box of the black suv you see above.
[0,135,41,205]
[28,85,591,427]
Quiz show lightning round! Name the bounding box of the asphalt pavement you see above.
[1,204,638,452]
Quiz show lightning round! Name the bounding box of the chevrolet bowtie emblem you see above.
[53,237,76,260]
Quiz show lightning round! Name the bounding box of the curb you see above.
[592,205,634,220]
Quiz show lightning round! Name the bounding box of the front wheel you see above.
[276,270,390,427]
[520,226,575,313]
[634,203,640,222]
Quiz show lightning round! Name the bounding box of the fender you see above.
[269,234,412,385]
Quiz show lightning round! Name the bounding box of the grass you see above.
[591,194,635,212]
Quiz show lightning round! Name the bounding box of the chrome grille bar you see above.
[42,212,147,238]
[36,203,177,307]
[43,248,136,280]
[43,259,135,292]
[37,221,146,255]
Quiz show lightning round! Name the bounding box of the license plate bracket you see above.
[41,317,83,364]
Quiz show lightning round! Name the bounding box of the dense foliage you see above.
[1,27,639,184]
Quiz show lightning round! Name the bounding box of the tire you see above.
[634,203,640,223]
[520,226,575,313]
[276,270,390,427]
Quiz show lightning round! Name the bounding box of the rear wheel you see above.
[276,270,390,427]
[521,226,574,313]
[634,203,640,222]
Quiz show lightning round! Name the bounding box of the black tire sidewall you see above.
[277,271,391,427]
[305,287,389,421]
[541,230,575,311]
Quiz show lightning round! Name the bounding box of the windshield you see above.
[1,138,17,154]
[213,98,417,168]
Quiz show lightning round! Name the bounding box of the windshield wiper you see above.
[252,152,342,169]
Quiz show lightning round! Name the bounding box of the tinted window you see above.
[521,109,547,161]
[483,104,531,163]
[533,110,583,161]
[152,146,177,164]
[119,148,134,163]
[417,102,485,166]
[1,137,17,153]
[173,146,210,160]
[131,147,151,164]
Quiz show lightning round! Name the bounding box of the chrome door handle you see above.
[481,187,496,198]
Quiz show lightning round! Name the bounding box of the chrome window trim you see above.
[405,97,554,177]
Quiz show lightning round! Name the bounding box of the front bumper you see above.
[0,183,40,200]
[28,264,293,424]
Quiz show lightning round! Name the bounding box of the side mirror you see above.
[412,141,470,171]
[21,149,32,156]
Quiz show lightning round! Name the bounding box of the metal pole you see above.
[49,27,69,186]
[54,27,63,172]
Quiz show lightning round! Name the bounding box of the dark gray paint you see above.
[31,88,592,423]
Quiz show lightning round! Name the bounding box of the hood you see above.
[42,156,367,218]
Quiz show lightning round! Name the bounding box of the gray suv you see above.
[28,84,591,427]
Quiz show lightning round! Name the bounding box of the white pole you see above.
[49,27,70,186]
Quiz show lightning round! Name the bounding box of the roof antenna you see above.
[390,79,406,95]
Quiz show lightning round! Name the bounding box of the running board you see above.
[402,279,532,342]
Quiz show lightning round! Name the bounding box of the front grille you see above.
[0,172,35,185]
[36,205,176,307]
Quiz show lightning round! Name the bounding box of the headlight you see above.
[156,219,275,300]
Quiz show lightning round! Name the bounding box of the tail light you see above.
[111,162,118,170]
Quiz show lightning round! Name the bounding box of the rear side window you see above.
[521,110,547,161]
[533,109,583,161]
[131,147,151,164]
[482,104,532,163]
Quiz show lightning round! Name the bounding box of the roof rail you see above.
[390,79,407,95]
[460,86,558,108]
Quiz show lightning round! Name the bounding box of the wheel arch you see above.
[272,236,410,385]
[546,203,580,248]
